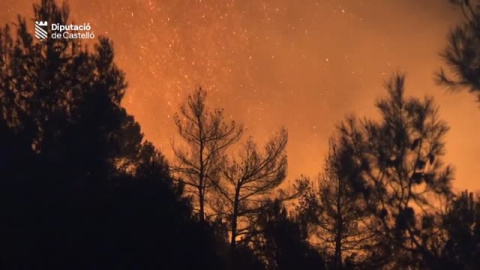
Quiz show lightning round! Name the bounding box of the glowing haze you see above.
[2,0,480,191]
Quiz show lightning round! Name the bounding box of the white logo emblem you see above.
[35,21,48,39]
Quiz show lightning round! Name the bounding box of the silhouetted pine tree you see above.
[440,190,480,269]
[333,75,453,268]
[0,1,224,269]
[437,0,480,102]
[299,141,373,269]
[213,128,307,251]
[172,88,243,223]
[253,200,326,270]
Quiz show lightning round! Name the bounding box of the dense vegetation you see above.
[1,0,480,269]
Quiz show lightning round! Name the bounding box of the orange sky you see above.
[2,0,480,192]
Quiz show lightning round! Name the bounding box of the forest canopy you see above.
[1,0,480,269]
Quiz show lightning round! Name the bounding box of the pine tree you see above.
[0,1,224,268]
[212,128,305,250]
[333,75,453,268]
[300,141,373,268]
[437,0,480,102]
[172,88,243,223]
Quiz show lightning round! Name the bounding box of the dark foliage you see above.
[437,0,480,102]
[299,141,372,269]
[2,1,479,269]
[332,75,453,268]
[0,1,223,269]
[254,201,326,270]
[440,190,480,269]
[172,88,243,223]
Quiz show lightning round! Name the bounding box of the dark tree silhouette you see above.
[254,200,326,270]
[299,141,373,269]
[173,88,243,223]
[4,1,477,270]
[333,75,453,268]
[0,1,224,269]
[212,128,304,251]
[437,0,480,102]
[440,190,480,269]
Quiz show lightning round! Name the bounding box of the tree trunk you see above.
[199,184,205,223]
[335,178,343,269]
[230,185,241,251]
[335,229,342,269]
